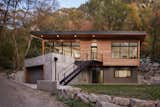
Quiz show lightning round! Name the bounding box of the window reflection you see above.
[115,70,131,78]
[63,42,71,56]
[72,42,80,58]
[112,41,138,59]
[45,41,80,59]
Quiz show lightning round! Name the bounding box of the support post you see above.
[42,40,45,55]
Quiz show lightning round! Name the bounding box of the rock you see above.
[96,101,121,107]
[130,98,156,107]
[97,95,112,102]
[67,87,81,98]
[88,93,97,103]
[37,80,57,93]
[77,92,89,104]
[152,63,159,67]
[112,97,130,106]
[58,86,81,99]
[156,101,160,107]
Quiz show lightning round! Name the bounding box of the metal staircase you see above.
[59,60,102,85]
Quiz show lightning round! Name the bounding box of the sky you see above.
[58,0,89,8]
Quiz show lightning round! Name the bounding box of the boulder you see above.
[77,92,89,104]
[96,95,112,102]
[152,63,159,68]
[96,101,121,107]
[156,101,160,107]
[88,93,97,103]
[130,98,156,107]
[37,80,57,93]
[112,97,130,106]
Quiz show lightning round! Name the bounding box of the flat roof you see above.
[30,31,147,41]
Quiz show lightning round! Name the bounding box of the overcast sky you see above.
[58,0,88,8]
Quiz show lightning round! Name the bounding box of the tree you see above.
[86,0,131,30]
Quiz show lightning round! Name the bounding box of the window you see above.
[72,42,80,58]
[91,42,97,60]
[114,70,131,78]
[49,41,80,58]
[111,41,138,59]
[63,42,71,56]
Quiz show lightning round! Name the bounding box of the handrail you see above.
[58,62,79,81]
[58,61,86,81]
[60,60,93,85]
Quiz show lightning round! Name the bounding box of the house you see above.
[24,31,146,85]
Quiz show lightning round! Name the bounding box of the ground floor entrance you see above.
[91,67,104,83]
[25,65,43,83]
[88,66,138,84]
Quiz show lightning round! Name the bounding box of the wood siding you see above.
[79,40,140,66]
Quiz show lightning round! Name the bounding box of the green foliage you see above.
[147,86,160,100]
[76,85,160,100]
[86,0,131,30]
[26,38,42,58]
[0,33,14,69]
[55,94,91,107]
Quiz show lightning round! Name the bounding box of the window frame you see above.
[114,69,132,78]
[111,41,138,59]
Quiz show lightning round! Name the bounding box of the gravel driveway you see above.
[0,76,68,107]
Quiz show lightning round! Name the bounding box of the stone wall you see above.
[57,86,159,107]
[138,57,160,85]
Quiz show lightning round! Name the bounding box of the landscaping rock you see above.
[156,101,160,107]
[96,101,121,107]
[77,92,89,104]
[152,63,159,67]
[112,96,130,106]
[88,93,97,103]
[130,98,156,107]
[37,80,57,93]
[97,95,112,102]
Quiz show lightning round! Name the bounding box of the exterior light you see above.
[92,35,95,37]
[57,35,59,37]
[41,35,43,38]
[74,35,77,37]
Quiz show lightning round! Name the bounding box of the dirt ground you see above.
[0,75,68,107]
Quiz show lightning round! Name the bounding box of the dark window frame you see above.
[114,69,132,78]
[111,41,138,59]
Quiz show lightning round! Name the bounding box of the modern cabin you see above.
[24,31,146,85]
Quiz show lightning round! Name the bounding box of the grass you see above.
[75,84,160,100]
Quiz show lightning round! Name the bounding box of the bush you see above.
[0,39,14,69]
[147,86,160,100]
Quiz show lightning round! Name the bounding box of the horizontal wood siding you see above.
[80,40,140,66]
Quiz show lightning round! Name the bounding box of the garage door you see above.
[26,65,43,83]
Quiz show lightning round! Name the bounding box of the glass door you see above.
[91,42,97,60]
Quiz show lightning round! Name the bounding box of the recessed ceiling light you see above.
[57,35,59,37]
[74,35,77,37]
[92,35,95,37]
[41,35,43,38]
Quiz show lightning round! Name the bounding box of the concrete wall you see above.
[25,53,75,82]
[14,70,25,82]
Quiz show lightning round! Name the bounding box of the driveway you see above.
[0,76,67,107]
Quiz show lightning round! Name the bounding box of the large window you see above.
[112,41,138,59]
[46,41,80,58]
[114,70,131,78]
[72,42,80,58]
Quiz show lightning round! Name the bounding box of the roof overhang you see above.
[30,31,147,41]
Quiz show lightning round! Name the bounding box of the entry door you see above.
[91,42,97,60]
[26,66,43,84]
